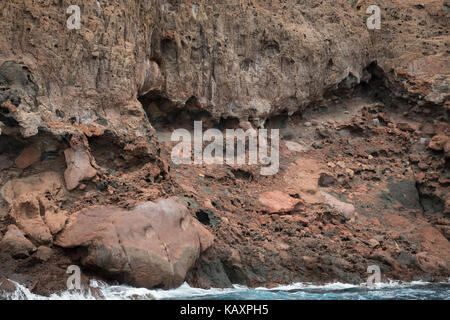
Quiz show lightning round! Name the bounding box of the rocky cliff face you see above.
[0,0,449,295]
[1,0,447,140]
[0,0,375,139]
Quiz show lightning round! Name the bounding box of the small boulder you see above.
[1,172,66,244]
[64,146,97,190]
[35,246,53,262]
[367,238,380,248]
[317,127,331,138]
[345,168,355,178]
[15,144,41,169]
[284,141,308,153]
[11,195,53,244]
[320,191,356,220]
[428,135,449,151]
[0,224,36,259]
[396,122,419,132]
[258,190,301,214]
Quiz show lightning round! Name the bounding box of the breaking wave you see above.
[2,279,449,300]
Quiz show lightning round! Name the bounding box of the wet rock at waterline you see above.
[56,197,214,289]
[0,276,16,296]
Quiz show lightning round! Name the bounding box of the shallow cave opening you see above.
[138,91,218,131]
[216,116,241,131]
[362,62,448,121]
[362,61,396,105]
[328,61,382,95]
[0,112,20,128]
[0,130,69,184]
[263,111,305,141]
[0,131,25,154]
[138,90,175,127]
[88,134,123,172]
[265,112,290,130]
[88,133,149,173]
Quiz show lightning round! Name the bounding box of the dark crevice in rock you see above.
[139,91,219,131]
[417,188,445,214]
[0,134,26,156]
[88,133,149,173]
[0,112,20,128]
[195,209,221,227]
[415,181,426,215]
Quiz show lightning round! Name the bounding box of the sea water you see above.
[2,279,449,300]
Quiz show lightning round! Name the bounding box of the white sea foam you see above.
[1,278,448,300]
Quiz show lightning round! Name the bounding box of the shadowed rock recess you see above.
[0,0,449,295]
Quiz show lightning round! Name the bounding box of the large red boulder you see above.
[55,197,214,289]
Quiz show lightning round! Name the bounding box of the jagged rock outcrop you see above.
[1,172,68,243]
[0,1,447,149]
[55,197,214,289]
[357,0,449,107]
[63,138,98,190]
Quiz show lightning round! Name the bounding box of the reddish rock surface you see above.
[56,197,214,289]
[35,246,53,262]
[14,144,41,169]
[1,172,67,244]
[0,0,448,296]
[429,135,449,151]
[64,146,97,191]
[258,191,301,214]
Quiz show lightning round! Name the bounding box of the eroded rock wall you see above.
[0,0,375,139]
